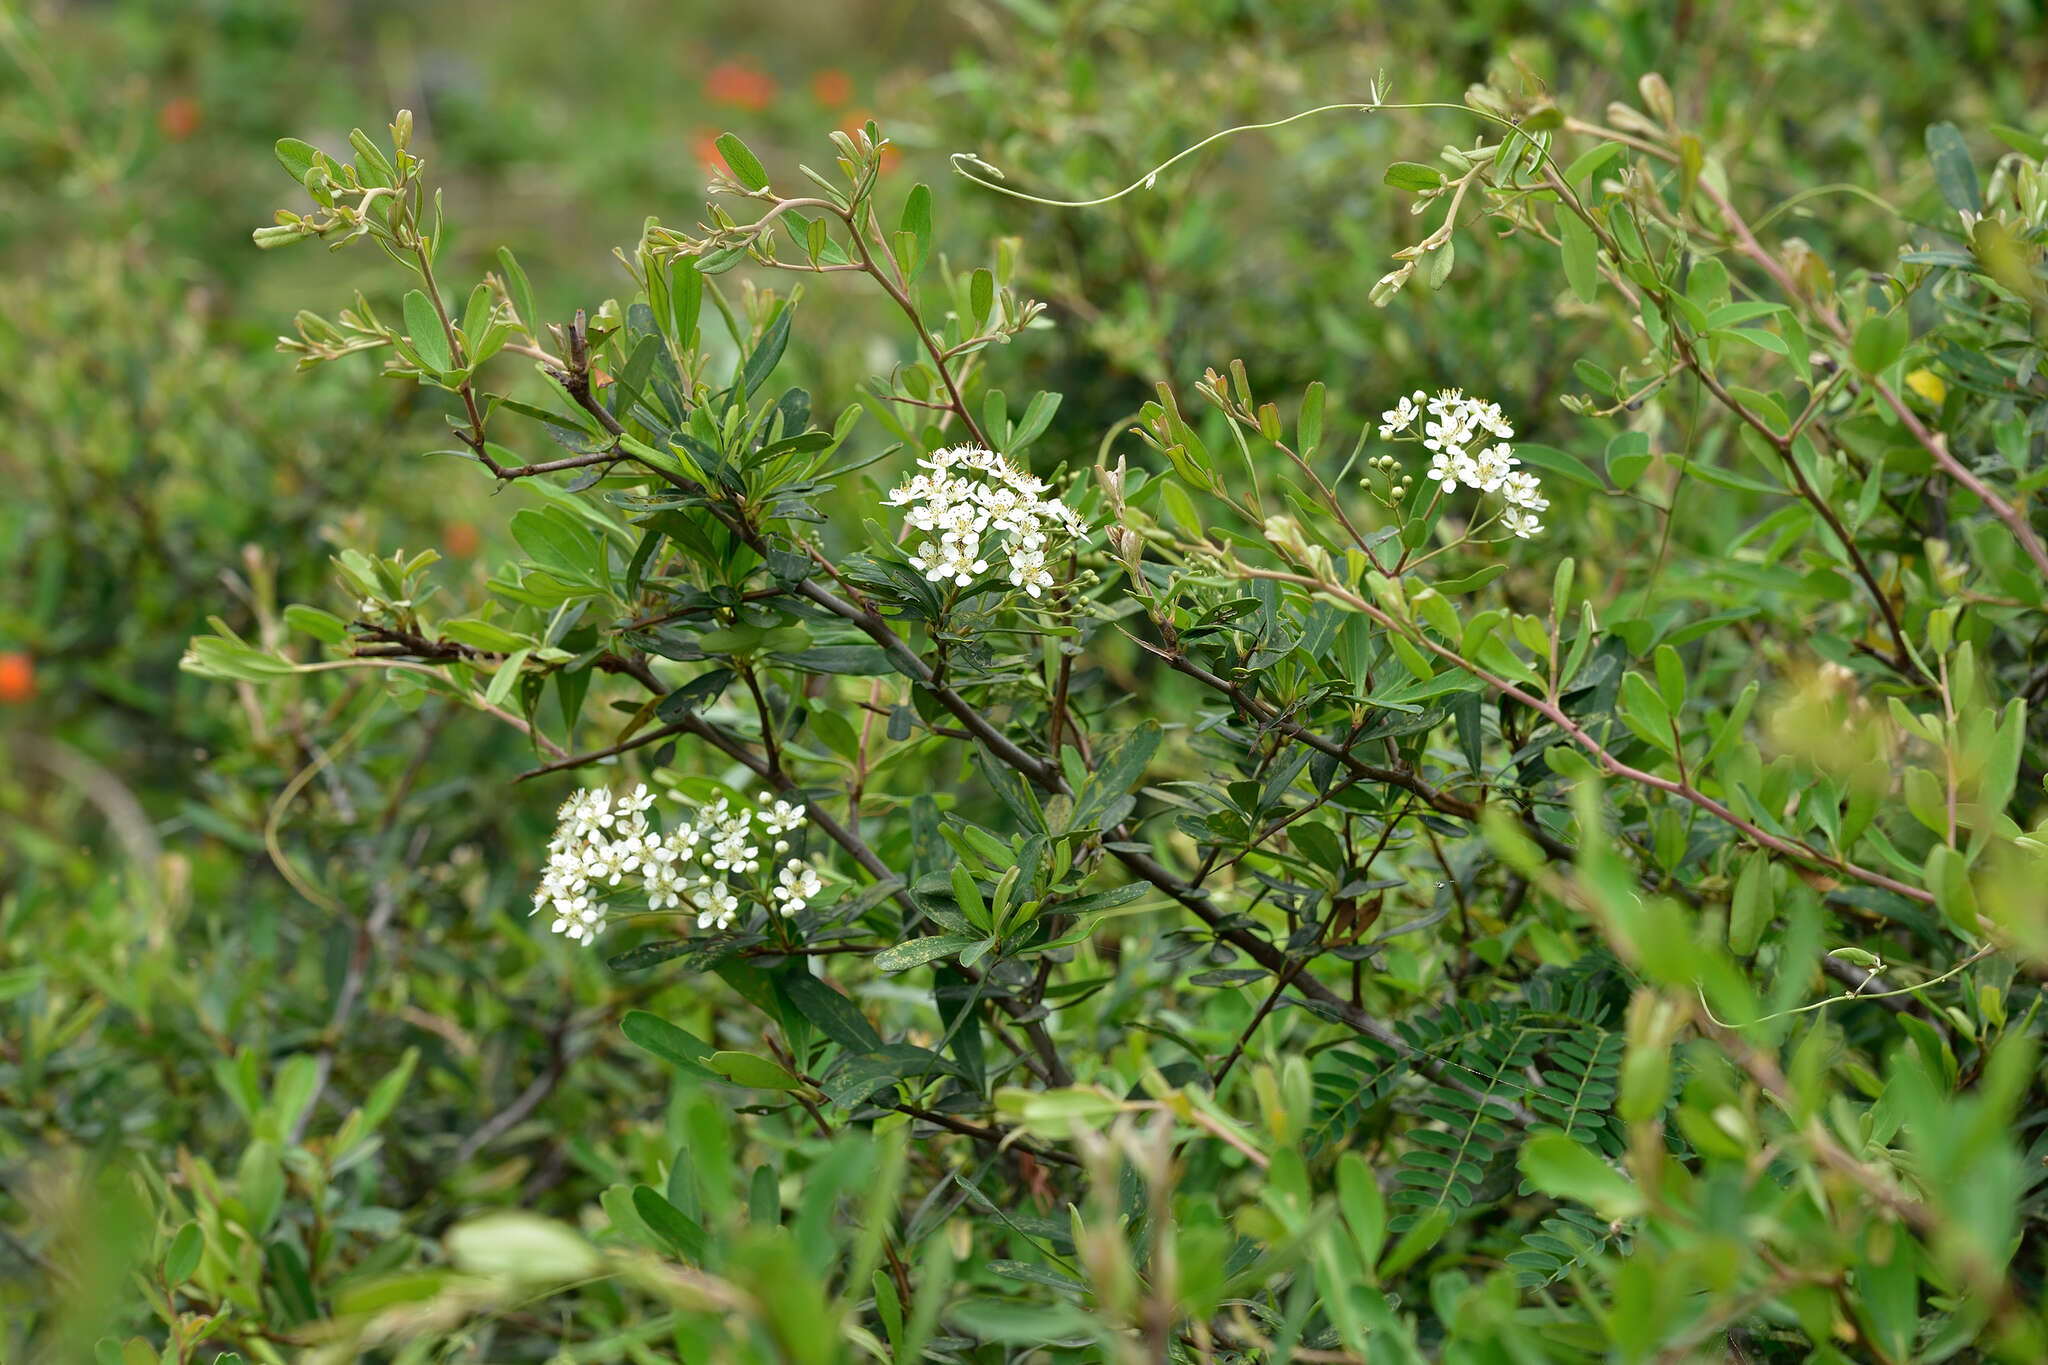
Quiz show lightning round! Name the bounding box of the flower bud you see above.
[1637,73,1676,129]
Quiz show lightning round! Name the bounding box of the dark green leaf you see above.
[780,973,883,1053]
[776,646,893,675]
[632,1185,709,1262]
[740,305,793,398]
[1924,122,1981,215]
[874,935,981,972]
[621,1011,718,1079]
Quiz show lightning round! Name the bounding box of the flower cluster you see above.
[888,445,1089,597]
[532,785,821,945]
[1377,389,1548,539]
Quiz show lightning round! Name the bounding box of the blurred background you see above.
[4,0,2044,1349]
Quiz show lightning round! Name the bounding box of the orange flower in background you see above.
[0,652,35,704]
[158,95,202,141]
[442,522,481,558]
[810,68,853,107]
[706,60,776,112]
[691,127,724,174]
[692,127,724,171]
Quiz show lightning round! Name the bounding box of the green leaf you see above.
[776,645,892,675]
[1620,669,1672,746]
[1991,123,2048,161]
[1336,1152,1386,1271]
[446,1213,601,1281]
[874,934,981,972]
[1075,720,1160,829]
[1515,443,1604,489]
[1729,852,1773,955]
[740,305,793,398]
[1563,141,1624,186]
[1924,844,1981,937]
[970,267,994,326]
[1012,390,1063,450]
[164,1223,203,1285]
[403,289,453,375]
[1299,381,1326,456]
[632,1185,709,1262]
[274,137,321,185]
[483,648,528,708]
[1851,309,1909,375]
[950,864,989,929]
[510,507,601,587]
[356,1049,419,1133]
[1925,122,1982,215]
[1653,643,1685,713]
[621,1011,718,1079]
[1559,210,1601,303]
[497,247,538,329]
[779,973,883,1053]
[1425,237,1456,290]
[283,604,349,645]
[1605,430,1652,489]
[715,133,769,191]
[1378,1207,1450,1278]
[1518,1132,1644,1218]
[265,1239,317,1324]
[1383,162,1444,192]
[900,183,933,283]
[707,1050,803,1091]
[1856,1234,1920,1363]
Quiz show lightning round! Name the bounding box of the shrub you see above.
[160,70,2048,1362]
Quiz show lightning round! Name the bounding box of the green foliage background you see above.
[5,1,2048,1362]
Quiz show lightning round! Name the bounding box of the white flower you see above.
[546,889,605,945]
[759,796,806,835]
[647,861,688,911]
[1502,470,1549,512]
[1007,546,1055,598]
[911,539,991,587]
[773,859,823,916]
[1426,449,1463,492]
[1425,388,1467,420]
[695,880,740,931]
[1469,444,1515,493]
[531,783,831,944]
[662,822,701,860]
[1422,414,1471,454]
[1385,388,1543,539]
[891,445,1088,602]
[1045,499,1087,537]
[1379,395,1420,436]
